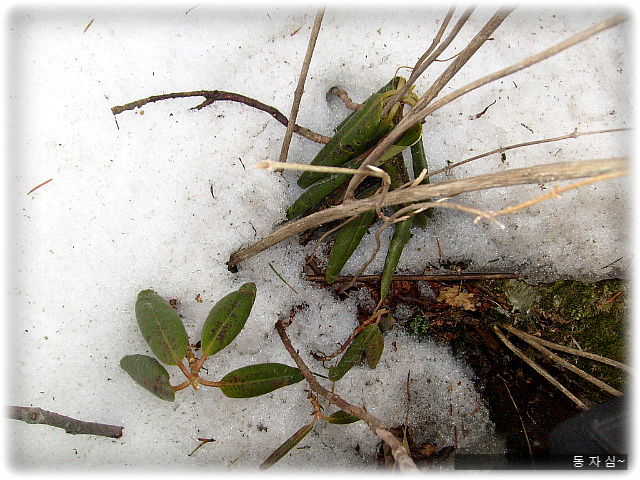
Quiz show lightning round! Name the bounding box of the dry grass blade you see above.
[344,13,628,200]
[346,8,514,200]
[229,157,627,267]
[380,6,473,119]
[279,7,325,162]
[504,325,623,397]
[503,324,634,375]
[492,325,587,410]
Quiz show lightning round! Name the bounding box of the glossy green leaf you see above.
[365,326,384,369]
[297,91,391,188]
[378,312,396,332]
[218,363,304,398]
[325,210,377,284]
[120,354,175,402]
[326,410,361,425]
[135,289,189,365]
[410,135,433,229]
[332,77,403,133]
[286,122,422,221]
[379,215,413,302]
[200,282,256,360]
[410,131,429,184]
[259,421,315,470]
[329,324,379,381]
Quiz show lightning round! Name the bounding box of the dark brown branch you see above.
[7,405,124,439]
[306,272,522,283]
[111,90,330,144]
[274,319,417,471]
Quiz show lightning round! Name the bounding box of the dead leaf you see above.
[437,286,476,311]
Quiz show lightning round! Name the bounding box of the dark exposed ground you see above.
[324,273,630,469]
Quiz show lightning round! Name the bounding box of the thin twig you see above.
[274,319,417,472]
[329,86,362,110]
[425,128,631,181]
[111,90,330,144]
[497,375,534,467]
[7,405,124,439]
[279,7,325,162]
[493,171,628,217]
[228,157,627,268]
[306,272,521,282]
[27,178,53,195]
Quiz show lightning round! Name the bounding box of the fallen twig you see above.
[306,272,521,283]
[27,178,53,195]
[7,405,124,439]
[502,324,634,375]
[504,325,623,397]
[111,90,330,144]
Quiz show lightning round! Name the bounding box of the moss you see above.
[410,278,630,399]
[410,314,430,336]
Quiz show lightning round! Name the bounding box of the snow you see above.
[4,3,631,473]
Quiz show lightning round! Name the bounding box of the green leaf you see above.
[326,410,361,425]
[120,354,175,402]
[259,421,315,470]
[200,283,256,359]
[325,210,377,284]
[135,289,189,365]
[365,326,384,369]
[328,324,379,381]
[218,363,304,398]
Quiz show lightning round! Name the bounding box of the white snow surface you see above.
[5,4,631,473]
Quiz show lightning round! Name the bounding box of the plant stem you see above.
[275,318,417,471]
[111,90,331,144]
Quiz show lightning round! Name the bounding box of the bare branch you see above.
[7,405,124,439]
[111,90,331,144]
[306,272,521,283]
[275,319,417,472]
[492,326,588,410]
